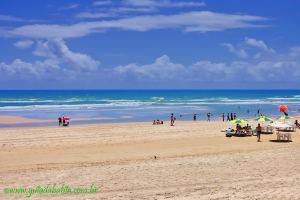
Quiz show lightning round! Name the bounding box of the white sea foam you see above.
[0,97,300,111]
[150,97,165,101]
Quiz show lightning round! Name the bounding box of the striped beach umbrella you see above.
[278,115,293,120]
[230,118,249,124]
[255,116,272,122]
[278,115,293,123]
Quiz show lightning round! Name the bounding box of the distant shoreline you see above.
[0,114,298,129]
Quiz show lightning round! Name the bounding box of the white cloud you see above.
[222,37,276,59]
[221,43,248,58]
[0,58,60,79]
[5,11,267,39]
[245,37,275,53]
[14,40,34,49]
[75,12,115,19]
[114,7,157,13]
[115,53,300,83]
[124,0,205,7]
[115,55,185,79]
[0,39,100,80]
[93,1,112,6]
[33,39,100,71]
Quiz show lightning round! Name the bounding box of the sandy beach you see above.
[0,118,300,199]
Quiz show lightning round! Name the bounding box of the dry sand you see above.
[0,118,300,199]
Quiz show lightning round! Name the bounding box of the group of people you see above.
[58,117,70,127]
[153,119,164,125]
[227,113,237,121]
[235,123,252,135]
[198,112,237,122]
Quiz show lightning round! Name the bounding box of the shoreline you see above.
[0,114,298,128]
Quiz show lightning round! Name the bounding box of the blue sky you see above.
[0,0,300,89]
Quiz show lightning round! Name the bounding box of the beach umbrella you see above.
[279,105,288,116]
[230,118,249,124]
[255,116,272,122]
[278,115,292,120]
[270,122,292,128]
[255,116,272,126]
[278,115,293,123]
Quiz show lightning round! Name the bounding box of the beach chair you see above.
[277,133,284,141]
[262,126,273,134]
[283,133,292,141]
[276,132,292,141]
[246,128,253,136]
[285,133,292,141]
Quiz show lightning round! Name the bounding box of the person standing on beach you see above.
[58,117,62,126]
[193,114,197,121]
[233,113,237,120]
[221,113,225,122]
[207,113,211,121]
[227,113,230,121]
[256,123,262,142]
[170,113,175,126]
[230,113,233,121]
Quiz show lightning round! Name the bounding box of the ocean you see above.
[0,90,300,126]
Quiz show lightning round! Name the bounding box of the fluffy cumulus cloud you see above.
[0,58,60,79]
[4,11,267,39]
[115,55,185,79]
[221,43,248,58]
[115,44,300,84]
[222,37,276,59]
[1,39,100,79]
[245,37,275,53]
[33,39,99,72]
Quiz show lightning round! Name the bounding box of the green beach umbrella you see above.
[278,115,293,123]
[278,115,293,120]
[230,118,249,124]
[255,116,272,122]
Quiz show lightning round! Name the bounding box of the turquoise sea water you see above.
[0,90,300,126]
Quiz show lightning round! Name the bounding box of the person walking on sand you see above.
[256,123,262,142]
[170,113,175,126]
[193,114,197,121]
[221,113,225,122]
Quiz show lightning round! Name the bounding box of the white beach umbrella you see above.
[269,122,292,128]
